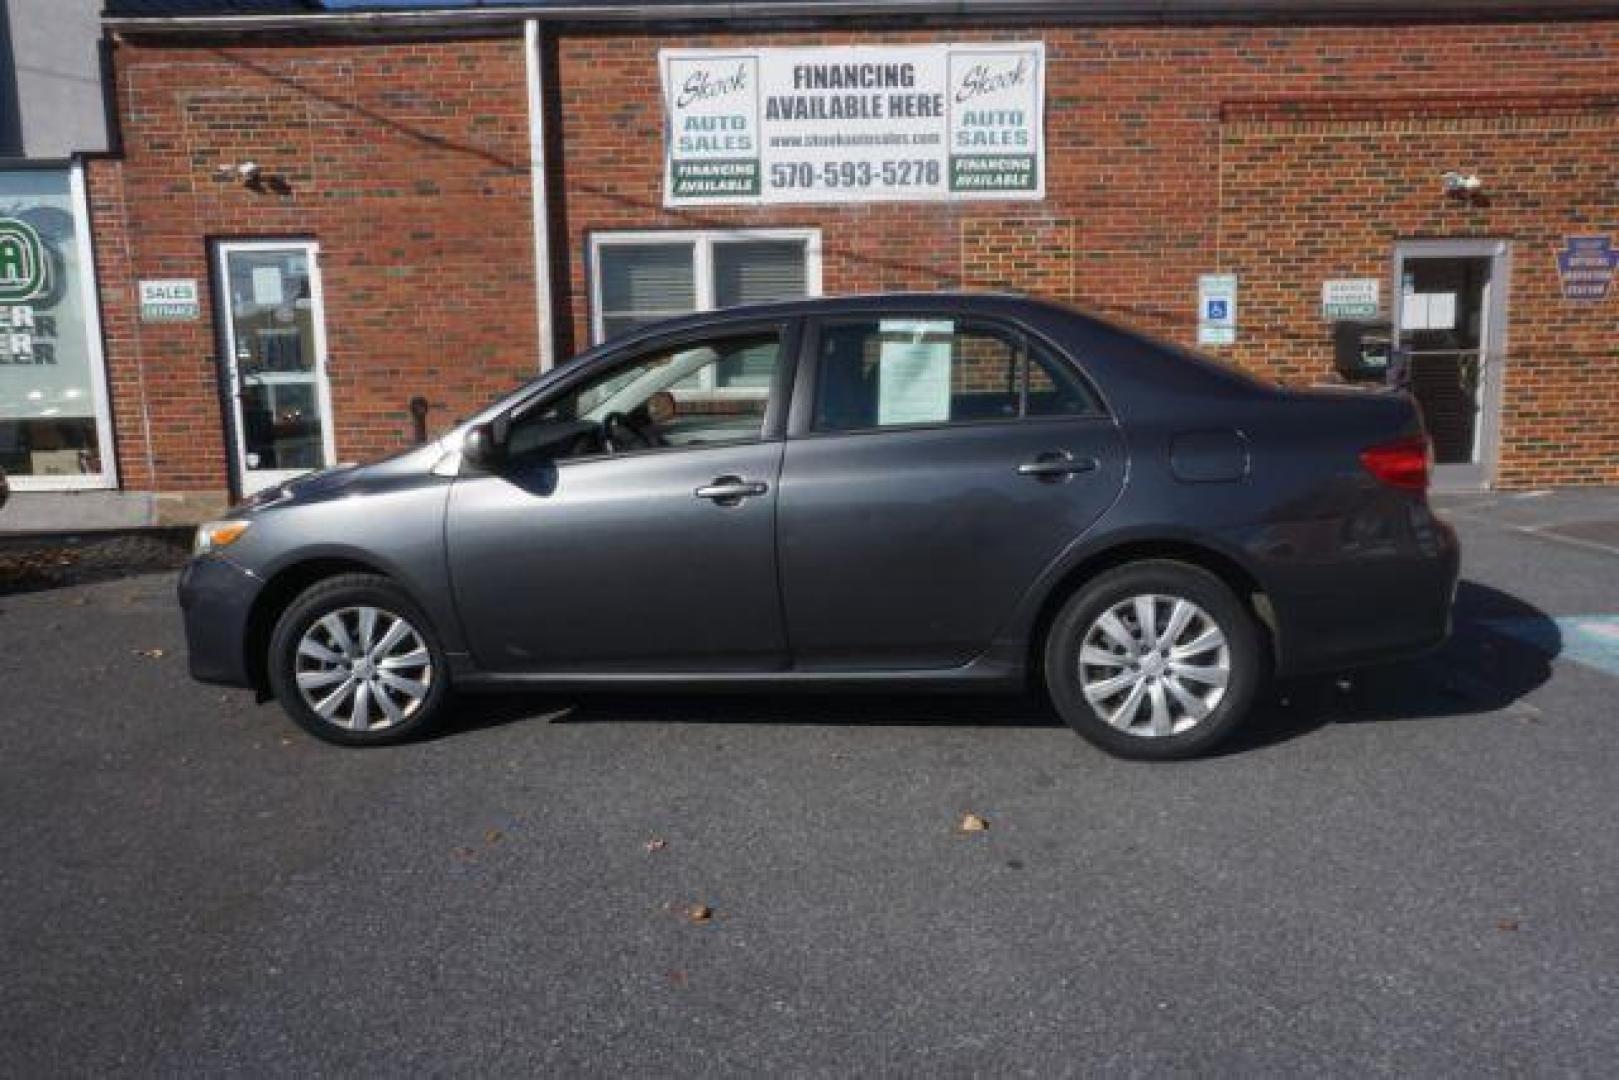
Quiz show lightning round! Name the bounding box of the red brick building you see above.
[19,0,1619,524]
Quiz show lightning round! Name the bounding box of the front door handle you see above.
[1017,452,1098,480]
[695,476,769,506]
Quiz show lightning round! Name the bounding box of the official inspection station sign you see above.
[1556,235,1618,301]
[660,43,1045,206]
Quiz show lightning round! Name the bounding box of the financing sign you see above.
[660,43,1045,206]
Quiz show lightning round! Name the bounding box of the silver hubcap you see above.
[294,606,433,732]
[1078,594,1230,737]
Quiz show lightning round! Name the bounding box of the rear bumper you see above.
[1258,509,1461,677]
[176,554,261,688]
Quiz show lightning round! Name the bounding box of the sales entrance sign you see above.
[660,43,1045,206]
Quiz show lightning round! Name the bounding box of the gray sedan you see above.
[179,294,1459,759]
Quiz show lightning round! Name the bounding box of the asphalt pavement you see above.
[2,490,1617,1076]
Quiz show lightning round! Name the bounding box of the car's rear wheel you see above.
[1043,560,1263,760]
[267,573,449,746]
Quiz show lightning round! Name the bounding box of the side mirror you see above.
[460,418,509,472]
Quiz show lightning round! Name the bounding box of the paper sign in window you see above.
[251,266,285,306]
[1402,292,1456,331]
[877,319,953,425]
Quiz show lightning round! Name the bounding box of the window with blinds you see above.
[591,231,818,395]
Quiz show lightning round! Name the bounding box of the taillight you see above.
[1359,435,1432,492]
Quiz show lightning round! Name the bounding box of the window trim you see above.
[587,228,823,400]
[795,311,1108,440]
[3,160,119,492]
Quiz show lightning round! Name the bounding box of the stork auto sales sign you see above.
[660,43,1045,206]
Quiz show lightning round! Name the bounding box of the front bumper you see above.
[176,554,262,687]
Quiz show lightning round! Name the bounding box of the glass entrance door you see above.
[215,241,335,496]
[1393,240,1510,492]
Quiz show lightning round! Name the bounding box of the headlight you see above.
[194,519,252,556]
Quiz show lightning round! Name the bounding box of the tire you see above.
[267,573,450,746]
[1043,559,1264,760]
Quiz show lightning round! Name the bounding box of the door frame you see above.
[1390,238,1512,492]
[211,238,338,498]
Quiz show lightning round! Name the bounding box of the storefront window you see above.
[590,229,819,396]
[0,165,114,487]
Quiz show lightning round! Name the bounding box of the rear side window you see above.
[812,317,1100,433]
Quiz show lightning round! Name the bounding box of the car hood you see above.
[233,437,454,514]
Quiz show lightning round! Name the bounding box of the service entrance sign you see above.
[1322,278,1381,320]
[660,43,1045,206]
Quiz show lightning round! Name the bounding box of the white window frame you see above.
[213,239,339,498]
[4,161,119,492]
[588,228,821,397]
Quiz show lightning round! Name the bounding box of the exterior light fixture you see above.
[1441,171,1483,198]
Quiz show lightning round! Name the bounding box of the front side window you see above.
[592,231,816,395]
[812,318,1100,434]
[507,331,783,465]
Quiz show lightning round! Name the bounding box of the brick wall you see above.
[90,35,539,497]
[552,21,1619,487]
[95,20,1619,497]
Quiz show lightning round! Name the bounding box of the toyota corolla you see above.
[178,294,1459,759]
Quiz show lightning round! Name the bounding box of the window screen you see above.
[594,233,814,395]
[597,242,696,340]
[714,241,808,308]
[712,241,807,390]
[813,319,1100,433]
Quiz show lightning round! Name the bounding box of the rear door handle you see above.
[695,476,769,505]
[1018,452,1098,480]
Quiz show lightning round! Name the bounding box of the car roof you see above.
[598,292,1086,349]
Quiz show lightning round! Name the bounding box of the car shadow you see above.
[443,686,1065,738]
[441,579,1561,753]
[1221,579,1561,754]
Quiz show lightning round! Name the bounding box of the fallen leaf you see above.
[1497,919,1520,932]
[484,828,504,845]
[132,647,165,659]
[644,838,667,853]
[958,813,990,834]
[686,903,713,924]
[451,846,477,861]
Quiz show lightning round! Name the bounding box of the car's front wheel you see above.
[1043,560,1264,760]
[267,573,449,746]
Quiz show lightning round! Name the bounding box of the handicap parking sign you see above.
[1197,273,1238,346]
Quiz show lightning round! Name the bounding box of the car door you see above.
[777,312,1125,670]
[446,321,796,673]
